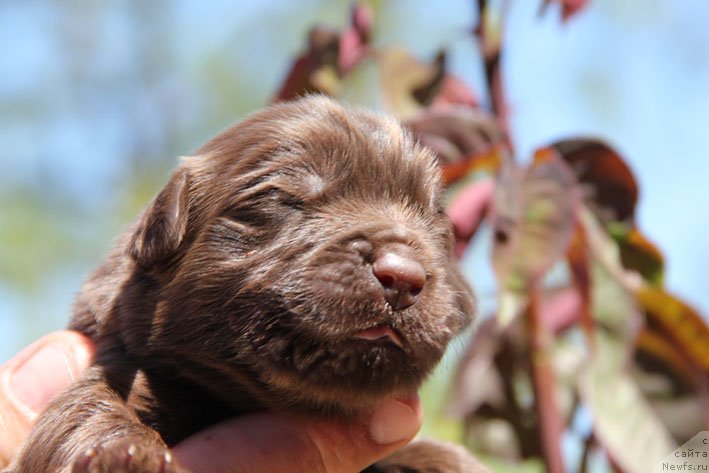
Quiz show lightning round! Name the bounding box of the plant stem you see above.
[529,286,567,473]
[567,222,596,346]
[578,432,595,473]
[474,0,512,148]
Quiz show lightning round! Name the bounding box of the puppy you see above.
[7,96,483,472]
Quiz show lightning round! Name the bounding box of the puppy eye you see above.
[274,188,305,210]
[248,186,306,209]
[224,187,304,226]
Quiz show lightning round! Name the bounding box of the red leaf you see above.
[529,293,568,473]
[432,75,479,109]
[551,138,638,225]
[541,0,590,22]
[446,178,495,257]
[539,287,582,333]
[405,106,503,169]
[562,0,589,20]
[273,28,340,102]
[566,223,595,341]
[339,3,373,74]
[273,3,373,102]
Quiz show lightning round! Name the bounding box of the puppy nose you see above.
[372,247,426,311]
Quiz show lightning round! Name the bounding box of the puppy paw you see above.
[371,438,491,473]
[71,440,188,473]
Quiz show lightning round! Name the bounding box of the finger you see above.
[0,331,93,467]
[174,395,423,473]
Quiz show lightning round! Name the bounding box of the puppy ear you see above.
[129,167,190,267]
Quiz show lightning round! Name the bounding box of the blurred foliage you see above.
[271,1,709,472]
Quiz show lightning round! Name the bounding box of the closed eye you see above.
[276,189,306,210]
[223,186,305,225]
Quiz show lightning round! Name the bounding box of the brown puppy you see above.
[7,96,483,472]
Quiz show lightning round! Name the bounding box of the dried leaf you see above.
[441,147,501,186]
[491,149,580,325]
[551,138,638,225]
[633,331,706,442]
[637,287,709,374]
[635,328,699,392]
[379,48,481,118]
[404,106,503,181]
[410,51,447,107]
[634,304,709,442]
[378,48,443,118]
[452,317,542,461]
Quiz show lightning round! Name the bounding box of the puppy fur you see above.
[7,96,485,473]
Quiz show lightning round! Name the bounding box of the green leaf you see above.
[579,330,677,473]
[609,225,665,286]
[491,150,580,326]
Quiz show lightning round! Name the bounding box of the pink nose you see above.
[372,248,426,311]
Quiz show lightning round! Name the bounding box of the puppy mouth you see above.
[352,325,404,348]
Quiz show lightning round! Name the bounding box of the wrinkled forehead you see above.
[279,106,437,192]
[190,97,442,207]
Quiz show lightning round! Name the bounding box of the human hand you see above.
[0,331,423,472]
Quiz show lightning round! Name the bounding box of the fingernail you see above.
[369,395,422,445]
[9,342,89,414]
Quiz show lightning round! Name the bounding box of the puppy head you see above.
[128,96,475,414]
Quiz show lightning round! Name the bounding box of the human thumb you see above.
[0,331,93,468]
[174,395,423,473]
